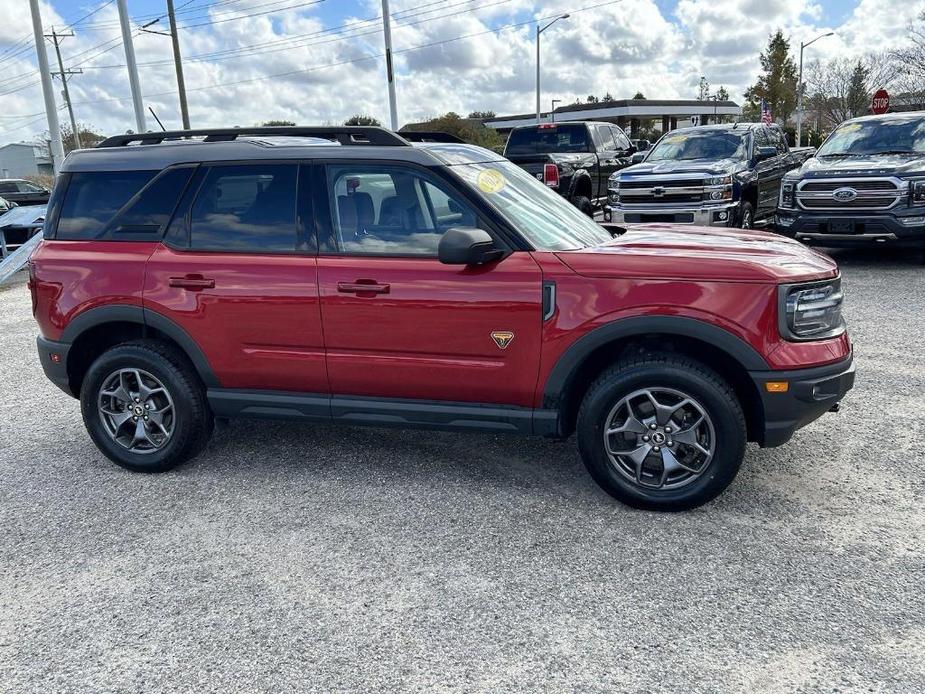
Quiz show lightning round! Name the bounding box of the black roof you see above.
[63,126,503,172]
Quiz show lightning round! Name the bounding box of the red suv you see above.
[30,126,855,511]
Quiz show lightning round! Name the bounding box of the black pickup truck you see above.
[777,112,925,247]
[503,121,635,215]
[605,123,814,228]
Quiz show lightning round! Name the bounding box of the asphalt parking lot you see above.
[0,247,923,693]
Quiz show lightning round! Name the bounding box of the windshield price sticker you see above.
[664,135,688,144]
[477,169,507,193]
[839,123,862,133]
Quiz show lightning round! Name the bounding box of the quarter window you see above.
[57,171,156,239]
[327,166,478,256]
[190,164,298,252]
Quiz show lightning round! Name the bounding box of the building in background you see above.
[0,143,54,179]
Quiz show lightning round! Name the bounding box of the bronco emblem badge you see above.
[491,331,515,349]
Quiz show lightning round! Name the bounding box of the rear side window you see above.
[189,163,298,253]
[57,171,155,239]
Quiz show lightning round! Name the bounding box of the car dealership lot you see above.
[0,248,923,693]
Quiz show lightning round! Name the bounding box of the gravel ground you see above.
[0,249,923,694]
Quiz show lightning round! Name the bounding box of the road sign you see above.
[871,89,890,115]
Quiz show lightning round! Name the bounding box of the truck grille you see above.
[616,174,707,207]
[796,177,905,211]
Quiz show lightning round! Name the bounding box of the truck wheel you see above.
[738,201,755,229]
[572,195,594,217]
[80,340,214,473]
[576,353,747,511]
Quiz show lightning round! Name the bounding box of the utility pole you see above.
[28,0,65,172]
[380,0,398,130]
[117,0,146,133]
[47,28,82,150]
[167,0,190,129]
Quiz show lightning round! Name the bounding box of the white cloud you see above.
[0,0,921,142]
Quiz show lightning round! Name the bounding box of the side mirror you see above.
[755,146,777,161]
[438,227,503,266]
[630,152,646,164]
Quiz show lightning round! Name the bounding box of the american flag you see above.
[760,99,773,125]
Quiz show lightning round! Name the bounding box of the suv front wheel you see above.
[80,340,214,473]
[576,353,746,511]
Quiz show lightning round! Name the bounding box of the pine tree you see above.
[744,30,799,122]
[846,61,869,118]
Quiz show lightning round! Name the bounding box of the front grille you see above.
[620,179,700,190]
[616,174,708,206]
[620,192,702,205]
[796,177,904,211]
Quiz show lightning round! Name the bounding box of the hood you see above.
[556,225,838,283]
[620,157,744,178]
[798,153,925,178]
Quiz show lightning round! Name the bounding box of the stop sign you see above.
[871,89,890,115]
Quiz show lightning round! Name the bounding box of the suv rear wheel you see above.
[80,340,213,473]
[576,353,746,511]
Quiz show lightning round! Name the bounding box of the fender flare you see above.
[60,304,220,388]
[541,315,770,409]
[566,169,593,200]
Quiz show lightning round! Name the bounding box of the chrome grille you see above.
[795,177,905,211]
[615,173,709,207]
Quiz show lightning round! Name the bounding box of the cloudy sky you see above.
[0,0,920,142]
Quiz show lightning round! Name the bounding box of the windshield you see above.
[647,130,750,161]
[452,160,613,251]
[816,117,925,156]
[504,124,591,156]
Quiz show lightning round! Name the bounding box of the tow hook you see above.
[829,402,841,413]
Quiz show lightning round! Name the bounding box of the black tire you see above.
[576,352,746,511]
[738,201,755,229]
[572,195,594,217]
[80,340,213,473]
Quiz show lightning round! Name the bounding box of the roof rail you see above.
[399,131,465,144]
[96,126,409,148]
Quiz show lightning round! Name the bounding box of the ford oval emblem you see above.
[833,187,858,202]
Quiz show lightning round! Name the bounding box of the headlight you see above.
[909,179,925,206]
[780,180,796,209]
[779,278,845,340]
[703,174,732,202]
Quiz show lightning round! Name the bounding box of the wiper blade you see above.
[875,150,920,155]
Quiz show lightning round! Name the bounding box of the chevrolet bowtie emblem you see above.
[491,331,514,349]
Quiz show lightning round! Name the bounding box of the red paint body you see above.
[31,225,850,408]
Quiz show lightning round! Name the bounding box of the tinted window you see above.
[57,171,156,240]
[105,167,194,238]
[504,124,591,155]
[190,164,298,252]
[596,125,616,151]
[0,182,16,193]
[328,165,478,256]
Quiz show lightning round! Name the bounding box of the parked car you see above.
[30,126,854,511]
[605,123,814,228]
[0,178,50,206]
[0,196,14,213]
[503,121,636,216]
[777,111,925,247]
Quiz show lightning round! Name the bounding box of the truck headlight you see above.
[780,181,796,209]
[703,175,732,202]
[779,278,845,340]
[909,179,925,206]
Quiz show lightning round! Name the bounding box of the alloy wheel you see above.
[603,387,716,490]
[97,368,175,454]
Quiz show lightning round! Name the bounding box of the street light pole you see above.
[551,99,561,123]
[535,14,569,124]
[797,31,834,147]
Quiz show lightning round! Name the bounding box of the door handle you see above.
[337,280,390,295]
[169,275,215,290]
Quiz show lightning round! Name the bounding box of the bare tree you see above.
[891,11,925,94]
[804,53,895,128]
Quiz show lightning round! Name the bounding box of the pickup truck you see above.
[777,111,925,247]
[503,121,636,216]
[605,123,814,228]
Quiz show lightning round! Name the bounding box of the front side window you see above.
[57,171,156,239]
[327,165,477,256]
[596,125,616,151]
[190,164,298,252]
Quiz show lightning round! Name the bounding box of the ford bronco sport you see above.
[30,126,855,511]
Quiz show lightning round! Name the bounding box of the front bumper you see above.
[749,355,856,447]
[37,336,75,397]
[605,202,738,226]
[777,210,925,246]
